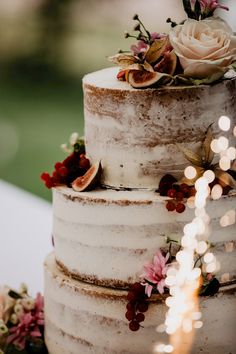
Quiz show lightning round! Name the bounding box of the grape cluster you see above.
[158,174,196,213]
[41,152,90,189]
[125,282,149,331]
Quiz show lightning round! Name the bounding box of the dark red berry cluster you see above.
[126,282,149,331]
[158,174,196,214]
[41,152,90,189]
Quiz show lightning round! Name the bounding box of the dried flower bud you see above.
[19,283,28,294]
[134,24,141,32]
[69,132,79,146]
[60,143,70,153]
[22,297,35,311]
[124,31,130,39]
[0,320,8,335]
[14,303,24,318]
[10,313,18,325]
[133,14,139,21]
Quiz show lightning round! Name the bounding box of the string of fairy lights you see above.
[155,115,236,354]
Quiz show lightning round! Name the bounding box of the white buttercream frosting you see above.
[83,67,236,189]
[45,254,236,354]
[52,187,236,287]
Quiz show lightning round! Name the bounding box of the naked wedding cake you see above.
[42,2,236,353]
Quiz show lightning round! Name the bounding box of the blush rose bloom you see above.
[169,17,236,79]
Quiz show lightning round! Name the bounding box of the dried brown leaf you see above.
[108,54,139,68]
[215,169,236,189]
[203,125,214,165]
[177,144,203,167]
[145,37,168,64]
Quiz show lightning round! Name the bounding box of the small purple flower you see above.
[140,250,169,297]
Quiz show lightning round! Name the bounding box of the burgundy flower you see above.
[140,250,169,297]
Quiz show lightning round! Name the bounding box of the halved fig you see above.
[72,161,101,192]
[128,70,171,88]
[154,51,177,76]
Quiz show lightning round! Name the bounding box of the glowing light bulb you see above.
[219,156,231,171]
[194,321,203,329]
[204,252,214,263]
[210,139,221,153]
[218,115,231,131]
[226,147,236,160]
[164,345,174,353]
[220,210,236,227]
[211,184,222,200]
[184,166,197,180]
[203,170,215,183]
[196,241,208,254]
[217,136,229,151]
[206,262,217,273]
[195,177,208,191]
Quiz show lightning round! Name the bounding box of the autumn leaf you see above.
[145,37,169,64]
[108,54,139,68]
[176,144,203,167]
[203,125,214,165]
[214,169,236,189]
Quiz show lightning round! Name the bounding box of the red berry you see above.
[55,162,64,171]
[126,302,135,311]
[129,320,140,331]
[41,172,50,182]
[189,187,196,197]
[166,201,176,212]
[45,179,54,189]
[137,301,148,313]
[79,156,90,170]
[52,170,60,178]
[58,166,68,177]
[176,192,184,201]
[125,310,135,321]
[135,313,145,323]
[130,282,144,294]
[176,202,186,213]
[167,188,176,198]
[180,183,189,194]
[127,291,137,302]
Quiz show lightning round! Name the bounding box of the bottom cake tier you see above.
[44,253,236,354]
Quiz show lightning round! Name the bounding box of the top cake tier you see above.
[83,67,236,190]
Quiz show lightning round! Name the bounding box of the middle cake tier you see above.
[53,187,236,289]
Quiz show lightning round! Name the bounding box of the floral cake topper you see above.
[109,0,236,88]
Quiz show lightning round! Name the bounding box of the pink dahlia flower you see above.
[7,293,44,350]
[140,250,169,297]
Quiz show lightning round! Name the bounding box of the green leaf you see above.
[188,70,225,85]
[230,61,236,71]
[177,144,203,167]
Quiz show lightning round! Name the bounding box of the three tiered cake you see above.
[43,2,236,353]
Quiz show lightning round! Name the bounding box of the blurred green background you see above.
[0,0,232,200]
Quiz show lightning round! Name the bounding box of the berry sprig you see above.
[41,141,90,189]
[158,174,196,213]
[125,282,149,331]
